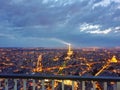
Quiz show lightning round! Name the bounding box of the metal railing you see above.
[0,74,120,90]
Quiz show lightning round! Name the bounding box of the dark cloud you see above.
[0,0,120,47]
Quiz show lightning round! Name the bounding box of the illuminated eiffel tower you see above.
[65,44,73,60]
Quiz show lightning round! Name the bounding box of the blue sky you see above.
[0,0,120,48]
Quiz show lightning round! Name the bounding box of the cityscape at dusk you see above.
[0,0,120,90]
[0,47,120,89]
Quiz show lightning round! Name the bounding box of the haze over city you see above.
[0,0,120,47]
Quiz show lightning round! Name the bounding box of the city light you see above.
[0,47,120,90]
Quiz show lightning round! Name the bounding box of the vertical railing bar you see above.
[23,79,27,90]
[62,80,64,90]
[14,79,17,90]
[113,82,117,90]
[32,79,35,90]
[37,80,41,89]
[82,81,85,90]
[42,79,45,90]
[92,81,96,90]
[0,79,1,87]
[104,82,107,90]
[117,82,120,90]
[72,80,74,90]
[52,80,54,90]
[5,79,8,90]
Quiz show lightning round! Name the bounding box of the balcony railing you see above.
[0,74,120,90]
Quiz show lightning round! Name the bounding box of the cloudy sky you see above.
[0,0,120,48]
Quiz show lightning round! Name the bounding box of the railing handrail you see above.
[0,74,120,82]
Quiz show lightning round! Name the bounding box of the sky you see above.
[0,0,120,48]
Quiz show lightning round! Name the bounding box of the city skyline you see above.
[0,0,120,48]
